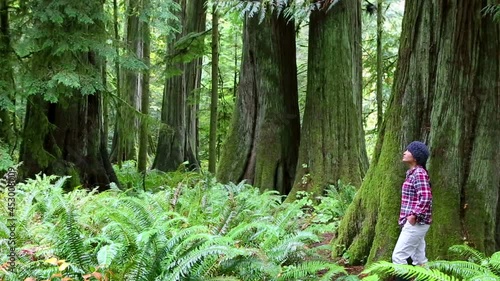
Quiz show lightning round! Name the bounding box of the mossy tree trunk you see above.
[333,0,500,264]
[153,0,205,172]
[19,0,119,191]
[21,92,119,191]
[216,3,300,195]
[0,0,15,150]
[287,0,368,200]
[110,0,145,163]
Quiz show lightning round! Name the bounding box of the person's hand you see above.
[407,215,416,225]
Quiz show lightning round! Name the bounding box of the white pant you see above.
[392,221,430,265]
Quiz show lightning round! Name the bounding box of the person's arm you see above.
[411,170,432,222]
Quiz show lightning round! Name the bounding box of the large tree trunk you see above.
[216,3,300,195]
[153,0,205,172]
[19,1,119,191]
[333,0,500,264]
[287,0,368,200]
[21,92,119,191]
[0,0,15,149]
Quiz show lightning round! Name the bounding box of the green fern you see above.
[58,207,93,273]
[363,261,459,281]
[488,252,500,274]
[448,244,487,263]
[427,260,494,279]
[278,261,346,280]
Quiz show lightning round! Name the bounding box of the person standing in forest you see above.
[392,141,432,278]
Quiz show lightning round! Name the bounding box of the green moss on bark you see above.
[288,0,367,201]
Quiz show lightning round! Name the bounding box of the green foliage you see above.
[363,245,500,281]
[482,4,500,22]
[0,143,15,173]
[20,0,113,101]
[361,1,404,158]
[0,172,359,280]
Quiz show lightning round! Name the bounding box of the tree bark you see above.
[333,0,500,264]
[19,1,119,191]
[0,0,15,149]
[21,92,119,191]
[287,0,368,200]
[376,0,383,130]
[153,0,205,172]
[208,4,219,174]
[216,3,300,195]
[110,0,144,163]
[138,0,151,174]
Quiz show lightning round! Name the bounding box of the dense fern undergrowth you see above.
[1,162,499,281]
[0,162,357,281]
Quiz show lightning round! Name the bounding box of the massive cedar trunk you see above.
[287,0,368,200]
[20,1,119,191]
[216,3,300,195]
[333,0,500,264]
[0,0,15,149]
[153,0,205,172]
[21,92,119,191]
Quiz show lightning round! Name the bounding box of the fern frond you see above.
[278,261,346,280]
[448,245,487,263]
[96,243,122,268]
[488,251,500,275]
[467,274,499,281]
[363,261,458,281]
[58,207,92,273]
[124,241,158,281]
[165,244,252,281]
[427,260,493,279]
[118,197,153,229]
[267,231,318,263]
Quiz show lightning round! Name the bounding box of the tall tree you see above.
[20,0,119,190]
[153,0,205,172]
[110,0,147,163]
[138,0,151,173]
[287,0,368,200]
[0,0,15,150]
[333,0,500,264]
[216,3,300,195]
[376,0,383,130]
[208,3,219,174]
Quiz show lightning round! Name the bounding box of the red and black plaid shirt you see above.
[398,166,432,226]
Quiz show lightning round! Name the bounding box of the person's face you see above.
[402,150,417,164]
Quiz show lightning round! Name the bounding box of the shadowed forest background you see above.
[0,0,499,280]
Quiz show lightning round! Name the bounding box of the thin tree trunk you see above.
[333,0,500,263]
[376,0,383,130]
[287,0,368,200]
[216,2,300,195]
[208,3,219,174]
[138,0,150,173]
[110,0,122,165]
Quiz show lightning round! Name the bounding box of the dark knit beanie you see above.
[406,141,429,168]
